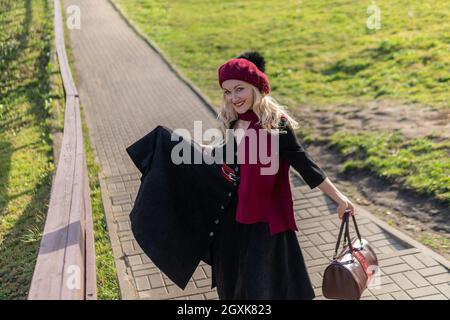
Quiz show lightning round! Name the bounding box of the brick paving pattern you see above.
[64,0,450,300]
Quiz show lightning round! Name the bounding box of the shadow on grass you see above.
[0,141,13,218]
[0,170,52,299]
[0,0,56,299]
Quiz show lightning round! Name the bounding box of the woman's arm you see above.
[278,123,328,189]
[279,122,355,219]
[317,177,355,219]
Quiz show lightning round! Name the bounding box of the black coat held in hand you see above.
[125,120,327,291]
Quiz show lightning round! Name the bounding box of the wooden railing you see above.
[28,0,96,300]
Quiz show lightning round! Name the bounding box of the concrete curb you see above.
[290,169,450,268]
[356,203,450,269]
[99,177,138,300]
[108,0,219,120]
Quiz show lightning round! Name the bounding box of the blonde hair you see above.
[214,85,299,145]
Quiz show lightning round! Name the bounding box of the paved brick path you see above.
[64,0,450,300]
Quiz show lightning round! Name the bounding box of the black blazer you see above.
[125,121,326,290]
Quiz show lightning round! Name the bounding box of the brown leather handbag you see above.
[322,211,378,300]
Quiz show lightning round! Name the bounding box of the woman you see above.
[126,51,356,300]
[199,51,356,300]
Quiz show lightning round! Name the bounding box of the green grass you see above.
[0,0,57,299]
[329,131,450,203]
[81,107,120,300]
[112,0,449,206]
[113,0,449,110]
[418,232,450,254]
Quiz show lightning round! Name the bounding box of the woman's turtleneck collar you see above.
[237,109,259,124]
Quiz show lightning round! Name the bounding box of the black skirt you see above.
[209,201,315,300]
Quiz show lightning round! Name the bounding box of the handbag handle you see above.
[333,214,346,260]
[332,210,363,260]
[351,213,363,247]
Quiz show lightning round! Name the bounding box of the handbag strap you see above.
[333,213,348,260]
[332,210,362,260]
[345,214,354,259]
[351,214,363,248]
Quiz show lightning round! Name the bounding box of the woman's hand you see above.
[336,196,355,219]
[315,177,356,219]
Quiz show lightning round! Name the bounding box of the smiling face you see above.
[222,79,254,114]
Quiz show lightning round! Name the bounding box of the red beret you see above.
[218,58,270,95]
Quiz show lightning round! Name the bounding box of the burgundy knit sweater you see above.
[227,110,327,236]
